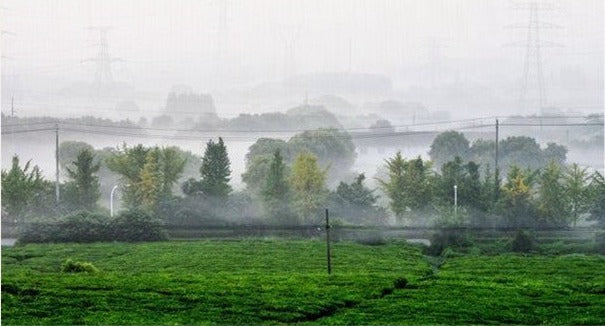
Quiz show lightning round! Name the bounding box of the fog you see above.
[2,0,603,120]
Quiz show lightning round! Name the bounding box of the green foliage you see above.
[564,164,592,226]
[288,128,356,183]
[425,229,474,256]
[63,149,101,211]
[261,150,295,224]
[588,172,605,226]
[330,174,386,225]
[61,259,99,273]
[536,162,569,227]
[511,230,534,253]
[18,211,110,244]
[186,137,232,198]
[595,232,605,254]
[429,131,470,168]
[245,128,356,185]
[289,152,328,223]
[242,154,273,194]
[1,155,55,221]
[17,210,166,244]
[393,277,408,289]
[107,145,185,213]
[498,166,536,227]
[111,209,166,242]
[378,153,433,221]
[3,241,605,325]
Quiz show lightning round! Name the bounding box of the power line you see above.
[4,114,600,134]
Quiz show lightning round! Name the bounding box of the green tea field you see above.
[2,240,604,325]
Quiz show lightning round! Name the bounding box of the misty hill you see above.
[165,91,217,120]
[207,105,343,131]
[283,72,392,95]
[309,94,357,116]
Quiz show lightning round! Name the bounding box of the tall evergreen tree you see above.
[261,150,294,223]
[378,151,407,219]
[199,137,232,198]
[64,149,101,211]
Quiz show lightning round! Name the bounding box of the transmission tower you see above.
[506,1,562,114]
[82,26,122,90]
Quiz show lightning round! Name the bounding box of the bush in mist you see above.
[595,232,605,254]
[329,173,388,225]
[511,230,534,253]
[425,229,474,256]
[18,210,165,244]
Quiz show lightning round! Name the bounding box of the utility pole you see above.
[494,119,500,204]
[495,119,499,175]
[55,123,60,205]
[325,208,332,275]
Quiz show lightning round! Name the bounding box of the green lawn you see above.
[2,240,604,325]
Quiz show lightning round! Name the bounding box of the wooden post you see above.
[325,208,332,275]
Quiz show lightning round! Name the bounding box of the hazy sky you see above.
[1,0,603,116]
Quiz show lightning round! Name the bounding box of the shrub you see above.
[110,209,166,242]
[425,229,473,256]
[18,211,110,244]
[394,277,408,289]
[18,210,166,244]
[596,232,605,254]
[61,259,99,273]
[511,229,534,253]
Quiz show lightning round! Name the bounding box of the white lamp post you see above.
[110,185,119,217]
[453,184,458,215]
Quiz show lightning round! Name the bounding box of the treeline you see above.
[379,153,604,228]
[2,129,604,234]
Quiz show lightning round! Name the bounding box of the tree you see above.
[536,162,568,228]
[1,156,52,221]
[499,166,536,228]
[242,155,273,195]
[107,144,185,211]
[429,131,470,169]
[588,172,605,226]
[378,152,407,219]
[289,152,328,223]
[331,173,385,225]
[261,150,294,223]
[139,148,162,213]
[63,149,101,211]
[564,163,591,226]
[106,144,150,209]
[198,137,232,198]
[378,152,433,221]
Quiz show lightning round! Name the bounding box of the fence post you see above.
[325,208,332,275]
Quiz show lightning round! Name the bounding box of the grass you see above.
[2,239,605,325]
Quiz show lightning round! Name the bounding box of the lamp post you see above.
[110,185,119,217]
[453,184,458,215]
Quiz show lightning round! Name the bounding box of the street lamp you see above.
[110,185,119,217]
[453,184,458,215]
